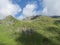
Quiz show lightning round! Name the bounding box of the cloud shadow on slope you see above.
[15,28,56,45]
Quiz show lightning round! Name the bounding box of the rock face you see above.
[22,28,35,35]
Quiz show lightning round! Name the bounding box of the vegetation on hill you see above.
[0,15,60,45]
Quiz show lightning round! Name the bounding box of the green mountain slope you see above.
[0,15,60,45]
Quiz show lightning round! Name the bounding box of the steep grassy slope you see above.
[0,16,60,45]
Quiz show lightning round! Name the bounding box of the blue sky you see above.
[12,0,44,18]
[12,0,43,9]
[0,0,60,20]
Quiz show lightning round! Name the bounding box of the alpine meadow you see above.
[0,15,60,45]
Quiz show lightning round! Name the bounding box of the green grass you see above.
[0,16,60,45]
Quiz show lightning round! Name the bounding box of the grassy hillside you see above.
[0,16,60,45]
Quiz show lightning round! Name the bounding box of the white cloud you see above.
[42,7,48,15]
[22,4,37,17]
[17,3,37,20]
[0,0,21,19]
[42,0,60,16]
